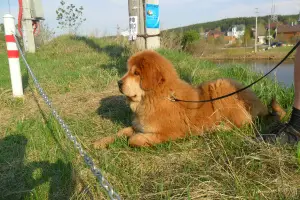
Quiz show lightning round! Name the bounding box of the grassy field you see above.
[1,34,300,200]
[179,38,296,60]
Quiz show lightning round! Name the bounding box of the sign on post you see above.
[146,4,160,29]
[129,16,138,41]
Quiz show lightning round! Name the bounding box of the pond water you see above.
[212,59,295,87]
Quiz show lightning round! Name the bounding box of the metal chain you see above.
[13,35,121,200]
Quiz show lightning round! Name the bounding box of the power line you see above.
[271,0,277,22]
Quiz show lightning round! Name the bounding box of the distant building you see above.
[258,36,267,44]
[227,24,245,38]
[206,30,224,39]
[265,22,280,31]
[224,36,236,44]
[277,24,300,42]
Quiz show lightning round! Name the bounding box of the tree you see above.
[199,26,204,38]
[265,28,276,44]
[56,0,86,34]
[181,30,200,50]
[215,26,221,31]
[243,26,252,47]
[257,23,266,36]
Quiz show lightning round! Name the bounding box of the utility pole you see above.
[116,24,120,38]
[22,0,36,53]
[128,0,146,49]
[128,0,160,50]
[255,8,258,53]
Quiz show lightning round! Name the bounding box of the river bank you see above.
[198,46,296,61]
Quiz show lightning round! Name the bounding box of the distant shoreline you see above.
[199,55,295,61]
[196,46,296,61]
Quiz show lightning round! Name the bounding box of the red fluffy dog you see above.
[93,50,284,148]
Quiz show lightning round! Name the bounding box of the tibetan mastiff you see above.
[93,50,284,148]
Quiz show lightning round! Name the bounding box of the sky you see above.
[0,0,299,36]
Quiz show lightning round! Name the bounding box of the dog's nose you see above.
[118,80,123,88]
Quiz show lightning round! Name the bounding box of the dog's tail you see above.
[270,98,286,120]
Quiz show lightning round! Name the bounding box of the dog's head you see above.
[118,50,177,102]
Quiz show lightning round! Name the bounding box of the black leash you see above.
[169,41,300,103]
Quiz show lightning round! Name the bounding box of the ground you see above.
[0,34,300,199]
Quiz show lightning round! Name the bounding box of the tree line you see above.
[166,14,299,33]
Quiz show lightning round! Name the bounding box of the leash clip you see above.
[167,92,176,102]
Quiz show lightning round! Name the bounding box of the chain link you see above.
[13,35,121,200]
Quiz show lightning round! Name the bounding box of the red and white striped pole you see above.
[3,14,24,97]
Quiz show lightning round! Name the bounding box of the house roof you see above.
[265,22,282,29]
[207,30,224,35]
[277,25,300,33]
[234,24,245,31]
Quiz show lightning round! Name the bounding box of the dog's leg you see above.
[270,98,286,120]
[93,127,134,149]
[128,133,170,147]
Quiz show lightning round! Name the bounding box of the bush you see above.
[215,35,225,45]
[35,22,55,48]
[185,39,208,56]
[181,30,200,50]
[160,30,183,50]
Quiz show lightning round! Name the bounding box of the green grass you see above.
[1,34,300,199]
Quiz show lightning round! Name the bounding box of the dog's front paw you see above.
[93,136,115,149]
[116,127,134,137]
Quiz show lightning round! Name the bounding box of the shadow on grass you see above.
[5,85,94,199]
[73,36,126,58]
[0,135,75,200]
[73,36,129,75]
[22,69,29,90]
[97,95,132,127]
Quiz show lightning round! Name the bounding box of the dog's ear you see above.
[139,61,164,91]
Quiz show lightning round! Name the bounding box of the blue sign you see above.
[146,4,160,29]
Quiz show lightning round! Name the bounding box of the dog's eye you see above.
[134,71,140,76]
